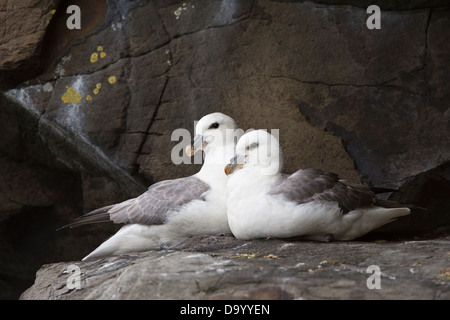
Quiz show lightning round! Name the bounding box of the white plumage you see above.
[62,113,242,260]
[225,130,411,241]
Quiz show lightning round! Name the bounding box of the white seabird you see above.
[61,112,242,260]
[224,130,413,241]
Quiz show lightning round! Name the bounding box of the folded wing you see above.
[59,176,210,229]
[269,168,377,214]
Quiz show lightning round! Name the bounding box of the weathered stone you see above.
[0,93,144,299]
[39,0,107,73]
[158,0,254,38]
[1,0,449,300]
[20,235,450,300]
[0,0,58,89]
[427,9,450,101]
[275,0,449,11]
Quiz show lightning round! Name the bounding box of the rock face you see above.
[0,0,59,89]
[20,235,450,300]
[0,0,449,299]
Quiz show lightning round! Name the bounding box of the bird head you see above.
[186,112,240,157]
[224,130,283,176]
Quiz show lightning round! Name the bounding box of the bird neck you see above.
[196,143,236,186]
[228,167,280,196]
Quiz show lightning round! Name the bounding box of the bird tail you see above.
[374,199,427,211]
[56,204,115,231]
[370,186,398,193]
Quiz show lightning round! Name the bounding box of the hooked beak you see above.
[224,154,246,175]
[185,135,206,157]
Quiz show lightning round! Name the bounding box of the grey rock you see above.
[20,235,450,300]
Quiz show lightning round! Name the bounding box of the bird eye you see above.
[209,122,220,129]
[246,142,259,150]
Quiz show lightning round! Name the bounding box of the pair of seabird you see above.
[62,113,412,261]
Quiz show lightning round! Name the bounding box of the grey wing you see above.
[269,168,376,214]
[60,176,210,229]
[111,176,211,225]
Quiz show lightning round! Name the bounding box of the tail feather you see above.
[370,186,398,194]
[374,199,427,211]
[56,204,115,231]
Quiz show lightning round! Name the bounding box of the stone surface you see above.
[20,235,450,300]
[0,0,449,299]
[0,0,59,89]
[0,92,142,299]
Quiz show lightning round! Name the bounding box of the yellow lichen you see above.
[95,83,102,89]
[90,46,106,63]
[93,88,99,95]
[263,254,283,259]
[434,270,450,283]
[86,95,92,101]
[46,9,56,24]
[90,52,98,63]
[441,269,450,276]
[108,76,117,84]
[61,86,82,104]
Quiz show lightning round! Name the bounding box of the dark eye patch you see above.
[246,142,259,150]
[209,122,220,129]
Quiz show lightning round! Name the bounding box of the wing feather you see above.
[59,176,210,229]
[269,168,376,213]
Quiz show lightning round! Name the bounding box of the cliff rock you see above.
[0,0,449,299]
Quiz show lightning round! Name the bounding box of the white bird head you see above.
[224,130,283,176]
[186,112,241,157]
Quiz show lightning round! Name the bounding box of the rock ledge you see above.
[21,235,450,300]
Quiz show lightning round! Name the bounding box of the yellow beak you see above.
[185,135,205,157]
[224,154,246,175]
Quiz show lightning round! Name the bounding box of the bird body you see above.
[62,113,241,260]
[225,130,411,241]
